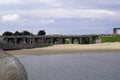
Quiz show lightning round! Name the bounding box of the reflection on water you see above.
[16,52,120,80]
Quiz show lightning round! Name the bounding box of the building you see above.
[113,28,120,34]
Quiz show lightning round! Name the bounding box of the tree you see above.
[2,31,13,36]
[14,31,22,36]
[65,38,71,44]
[14,31,32,36]
[73,38,79,44]
[21,31,32,35]
[37,30,46,35]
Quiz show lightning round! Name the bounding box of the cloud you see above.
[21,9,117,19]
[0,8,118,20]
[1,14,19,21]
[40,19,55,24]
[24,0,62,7]
[0,0,119,21]
[0,0,22,5]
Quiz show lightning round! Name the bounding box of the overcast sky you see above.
[0,0,120,35]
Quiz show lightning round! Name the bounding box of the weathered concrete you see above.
[0,50,28,80]
[0,35,100,50]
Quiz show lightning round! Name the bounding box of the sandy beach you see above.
[6,42,120,55]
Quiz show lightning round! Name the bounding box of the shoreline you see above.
[6,42,120,55]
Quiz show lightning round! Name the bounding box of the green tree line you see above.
[2,30,46,36]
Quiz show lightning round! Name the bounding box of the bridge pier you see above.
[50,37,53,44]
[89,37,93,44]
[79,37,82,44]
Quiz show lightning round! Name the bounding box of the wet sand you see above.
[6,42,120,55]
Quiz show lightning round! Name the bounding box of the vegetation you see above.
[73,39,79,44]
[14,31,22,35]
[101,36,120,42]
[55,38,62,44]
[14,31,33,36]
[65,38,71,44]
[82,37,90,44]
[2,31,13,36]
[21,31,33,35]
[37,30,46,36]
[2,30,46,36]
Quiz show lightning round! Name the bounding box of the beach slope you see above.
[6,42,120,55]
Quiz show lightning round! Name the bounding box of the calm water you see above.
[16,52,120,80]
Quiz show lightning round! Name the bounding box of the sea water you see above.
[16,52,120,80]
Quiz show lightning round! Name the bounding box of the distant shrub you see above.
[65,38,71,44]
[73,39,79,44]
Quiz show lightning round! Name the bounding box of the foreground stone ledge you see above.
[0,50,28,80]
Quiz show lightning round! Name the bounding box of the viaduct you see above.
[0,35,100,50]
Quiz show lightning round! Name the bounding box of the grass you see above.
[100,36,120,43]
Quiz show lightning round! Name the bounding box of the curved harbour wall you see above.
[0,50,28,80]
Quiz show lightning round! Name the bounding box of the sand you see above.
[6,42,120,55]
